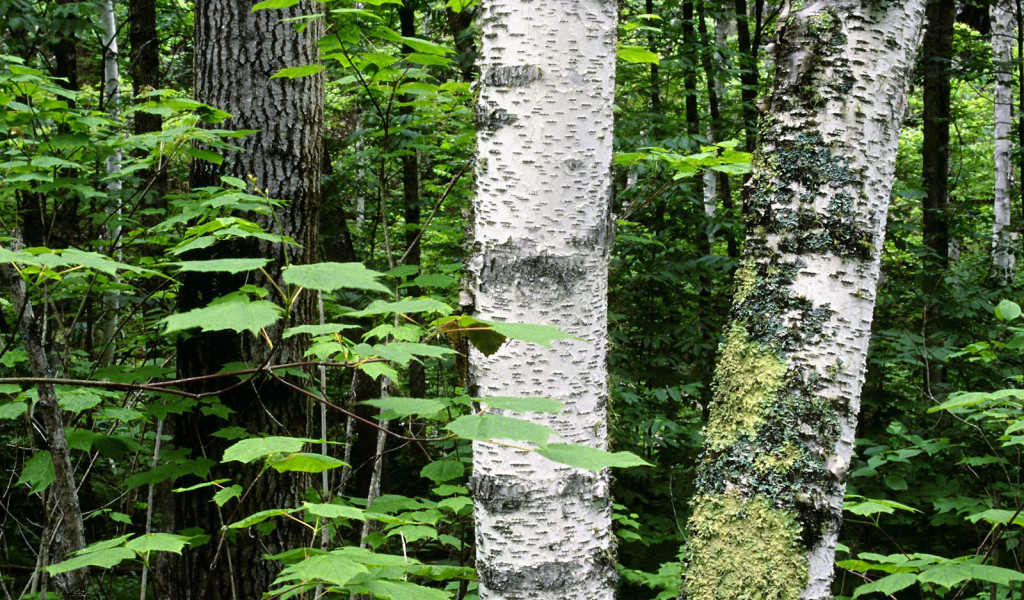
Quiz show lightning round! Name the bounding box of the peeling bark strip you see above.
[682,4,925,600]
[468,0,617,598]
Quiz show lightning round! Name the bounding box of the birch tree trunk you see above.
[171,2,324,598]
[992,0,1016,284]
[467,0,616,597]
[682,3,925,599]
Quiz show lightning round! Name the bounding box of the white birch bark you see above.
[97,0,122,367]
[683,3,926,600]
[992,0,1016,284]
[467,0,616,597]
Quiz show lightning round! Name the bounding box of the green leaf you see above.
[536,444,651,472]
[617,45,660,64]
[929,389,1024,412]
[916,564,973,588]
[477,396,563,413]
[212,485,243,506]
[410,273,454,288]
[302,502,367,521]
[125,533,190,555]
[162,295,283,335]
[358,361,400,382]
[844,496,919,516]
[46,547,136,575]
[709,162,752,175]
[275,553,369,587]
[228,508,297,529]
[437,496,472,513]
[0,402,27,419]
[406,53,450,66]
[270,64,326,79]
[852,572,917,597]
[348,298,453,317]
[173,479,231,493]
[58,387,104,412]
[281,262,390,293]
[485,321,575,347]
[183,146,223,165]
[283,323,360,338]
[222,436,313,463]
[170,258,271,273]
[961,564,1024,585]
[995,299,1021,321]
[446,414,555,445]
[358,579,450,600]
[361,397,446,419]
[420,460,465,483]
[966,509,1024,527]
[268,452,347,473]
[19,451,55,494]
[445,0,477,12]
[252,0,300,10]
[400,36,453,56]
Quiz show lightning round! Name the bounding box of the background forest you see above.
[1,0,1023,599]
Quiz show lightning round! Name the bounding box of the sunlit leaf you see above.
[222,436,314,463]
[852,572,917,597]
[270,64,326,79]
[420,460,465,483]
[361,397,446,419]
[268,452,347,473]
[282,262,390,293]
[446,414,555,445]
[170,258,270,273]
[617,45,660,64]
[477,396,563,413]
[536,444,651,472]
[161,295,283,335]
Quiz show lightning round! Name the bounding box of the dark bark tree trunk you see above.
[922,0,953,281]
[734,0,760,153]
[170,2,324,599]
[399,0,426,399]
[129,0,161,136]
[446,6,477,82]
[646,0,662,136]
[921,0,954,390]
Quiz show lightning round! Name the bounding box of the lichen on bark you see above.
[682,3,927,597]
[704,323,788,450]
[684,493,808,600]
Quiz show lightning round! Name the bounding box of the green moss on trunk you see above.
[704,323,787,450]
[683,493,808,600]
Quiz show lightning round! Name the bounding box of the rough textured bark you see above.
[682,1,699,140]
[399,0,426,398]
[468,0,617,597]
[922,0,953,283]
[681,4,925,600]
[171,3,324,599]
[129,0,161,137]
[992,0,1016,283]
[1,259,87,600]
[735,0,761,153]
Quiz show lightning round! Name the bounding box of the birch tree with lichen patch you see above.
[467,0,617,598]
[682,3,926,599]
